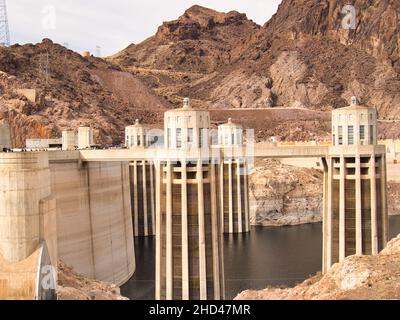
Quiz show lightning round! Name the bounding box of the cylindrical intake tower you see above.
[218,118,250,234]
[155,98,225,300]
[322,97,388,273]
[126,120,156,237]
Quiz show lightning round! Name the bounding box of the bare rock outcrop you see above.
[236,233,400,300]
[388,182,400,216]
[249,159,323,226]
[57,260,128,300]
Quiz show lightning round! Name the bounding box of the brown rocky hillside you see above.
[0,39,169,147]
[111,1,400,140]
[3,2,400,145]
[111,5,260,74]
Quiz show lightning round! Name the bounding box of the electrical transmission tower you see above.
[0,0,10,46]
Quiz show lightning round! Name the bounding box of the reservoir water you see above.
[121,216,400,300]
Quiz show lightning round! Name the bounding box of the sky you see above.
[6,0,282,56]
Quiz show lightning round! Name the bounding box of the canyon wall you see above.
[50,159,135,286]
[249,159,323,226]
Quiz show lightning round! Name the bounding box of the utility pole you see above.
[0,0,10,46]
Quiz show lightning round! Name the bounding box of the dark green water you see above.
[121,216,400,300]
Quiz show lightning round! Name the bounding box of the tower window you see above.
[231,133,235,145]
[187,128,193,143]
[332,134,336,145]
[370,125,374,144]
[360,125,365,141]
[338,126,343,145]
[176,128,182,148]
[199,128,207,148]
[348,126,354,145]
[167,128,171,148]
[137,135,141,146]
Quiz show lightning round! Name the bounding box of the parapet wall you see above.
[49,159,135,286]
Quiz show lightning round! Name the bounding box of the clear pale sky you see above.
[7,0,282,56]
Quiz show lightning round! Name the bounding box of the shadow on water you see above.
[121,216,400,300]
[121,236,155,300]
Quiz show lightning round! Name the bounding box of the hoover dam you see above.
[0,97,391,300]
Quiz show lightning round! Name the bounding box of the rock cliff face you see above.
[236,233,400,300]
[243,0,400,121]
[388,182,400,216]
[249,160,323,226]
[112,1,400,140]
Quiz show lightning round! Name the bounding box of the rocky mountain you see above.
[2,2,400,146]
[242,0,400,119]
[111,1,400,140]
[0,39,169,147]
[111,5,259,74]
[236,233,400,300]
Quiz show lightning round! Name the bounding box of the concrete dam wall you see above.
[0,152,57,299]
[49,160,135,286]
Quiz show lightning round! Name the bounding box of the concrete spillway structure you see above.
[155,98,225,300]
[0,152,57,299]
[218,119,250,233]
[126,120,156,236]
[322,97,388,273]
